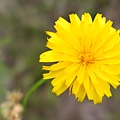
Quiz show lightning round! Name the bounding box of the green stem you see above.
[23,79,46,108]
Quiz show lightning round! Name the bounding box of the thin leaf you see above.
[22,79,46,108]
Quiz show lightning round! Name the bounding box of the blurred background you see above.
[0,0,120,120]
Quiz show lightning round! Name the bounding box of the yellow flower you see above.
[40,13,120,104]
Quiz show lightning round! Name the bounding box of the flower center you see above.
[81,52,93,64]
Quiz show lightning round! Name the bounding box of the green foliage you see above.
[0,0,120,120]
[0,38,10,100]
[0,38,10,47]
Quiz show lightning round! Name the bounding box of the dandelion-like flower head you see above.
[40,13,120,104]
